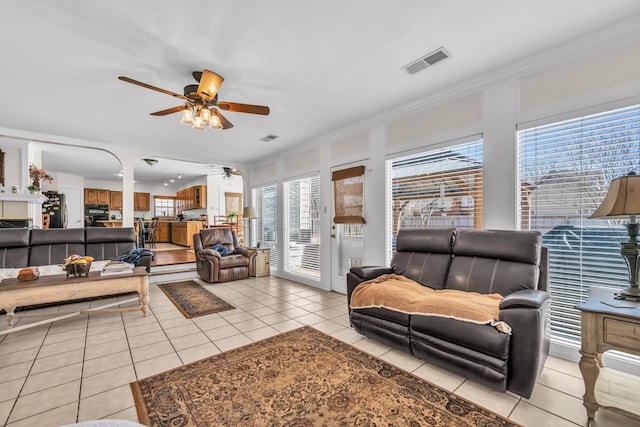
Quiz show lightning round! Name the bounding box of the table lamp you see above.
[243,206,257,247]
[590,171,640,300]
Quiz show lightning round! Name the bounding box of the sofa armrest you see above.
[346,266,394,315]
[138,253,152,273]
[499,290,550,398]
[349,266,394,281]
[499,289,549,310]
[198,248,221,259]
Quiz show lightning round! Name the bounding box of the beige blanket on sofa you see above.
[350,274,511,334]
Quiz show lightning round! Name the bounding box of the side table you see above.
[255,248,271,277]
[575,287,640,422]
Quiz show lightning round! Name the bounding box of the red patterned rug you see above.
[131,326,520,426]
[157,280,235,318]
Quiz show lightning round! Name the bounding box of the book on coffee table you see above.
[101,261,135,276]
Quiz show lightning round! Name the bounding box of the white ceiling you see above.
[1,1,640,183]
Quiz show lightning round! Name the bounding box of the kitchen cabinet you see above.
[176,185,207,211]
[109,191,122,210]
[170,221,203,247]
[134,192,150,211]
[84,188,110,205]
[156,221,170,243]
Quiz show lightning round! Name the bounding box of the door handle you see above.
[331,234,336,238]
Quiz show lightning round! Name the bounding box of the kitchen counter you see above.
[96,221,123,227]
[170,221,203,247]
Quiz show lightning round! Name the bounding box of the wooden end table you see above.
[0,267,149,333]
[575,288,640,422]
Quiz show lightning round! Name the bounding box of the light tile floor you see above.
[1,275,639,427]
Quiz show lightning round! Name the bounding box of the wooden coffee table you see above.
[0,267,149,332]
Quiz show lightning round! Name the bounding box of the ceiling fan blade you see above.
[150,105,185,116]
[216,110,234,129]
[197,70,224,102]
[118,76,188,101]
[217,101,270,115]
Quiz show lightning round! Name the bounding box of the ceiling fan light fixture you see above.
[192,116,205,130]
[210,111,223,129]
[199,107,211,124]
[197,70,224,102]
[180,107,194,125]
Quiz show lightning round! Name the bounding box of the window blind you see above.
[518,104,640,343]
[283,174,321,281]
[332,165,365,224]
[385,139,484,264]
[253,184,278,271]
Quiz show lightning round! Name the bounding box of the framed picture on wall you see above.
[0,149,4,187]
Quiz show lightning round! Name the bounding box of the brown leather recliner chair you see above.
[193,228,256,282]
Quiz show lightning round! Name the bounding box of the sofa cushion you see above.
[85,228,137,261]
[218,254,250,269]
[445,230,541,296]
[29,229,85,266]
[0,229,30,268]
[410,315,510,360]
[392,228,454,290]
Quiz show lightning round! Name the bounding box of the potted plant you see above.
[27,185,40,194]
[227,212,237,223]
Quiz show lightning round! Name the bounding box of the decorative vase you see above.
[32,179,40,188]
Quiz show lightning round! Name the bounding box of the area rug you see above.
[130,326,520,426]
[157,280,235,318]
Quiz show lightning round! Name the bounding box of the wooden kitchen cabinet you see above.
[85,188,110,206]
[156,221,170,243]
[134,192,150,211]
[170,221,203,247]
[109,191,122,210]
[175,186,207,211]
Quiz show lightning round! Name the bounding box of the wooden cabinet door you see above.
[97,190,110,205]
[109,191,122,210]
[256,249,270,277]
[194,185,207,208]
[134,192,150,211]
[171,224,187,246]
[156,222,170,242]
[84,188,98,204]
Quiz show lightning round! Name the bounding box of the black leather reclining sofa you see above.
[0,227,151,271]
[347,228,550,398]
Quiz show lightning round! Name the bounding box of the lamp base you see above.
[614,285,640,302]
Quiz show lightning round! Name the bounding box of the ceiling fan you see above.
[118,70,270,130]
[205,165,241,178]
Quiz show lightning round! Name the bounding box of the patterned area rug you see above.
[157,280,235,318]
[131,326,520,426]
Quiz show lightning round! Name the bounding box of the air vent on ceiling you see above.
[402,47,450,75]
[260,134,279,142]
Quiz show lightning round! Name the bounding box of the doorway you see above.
[330,161,367,294]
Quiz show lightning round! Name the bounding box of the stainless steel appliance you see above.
[42,192,67,228]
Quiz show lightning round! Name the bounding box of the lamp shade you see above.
[197,70,224,102]
[590,172,640,219]
[243,207,257,219]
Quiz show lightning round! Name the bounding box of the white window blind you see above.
[518,104,640,343]
[253,184,278,271]
[385,139,484,264]
[283,174,321,281]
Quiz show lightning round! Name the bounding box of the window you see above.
[154,196,176,217]
[518,104,640,343]
[283,174,321,281]
[385,139,484,264]
[253,184,278,271]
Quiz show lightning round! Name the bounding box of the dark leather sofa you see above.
[193,228,256,282]
[0,227,151,271]
[347,228,550,398]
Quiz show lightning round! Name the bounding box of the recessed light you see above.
[169,179,175,183]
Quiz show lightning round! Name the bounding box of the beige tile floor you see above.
[1,275,639,427]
